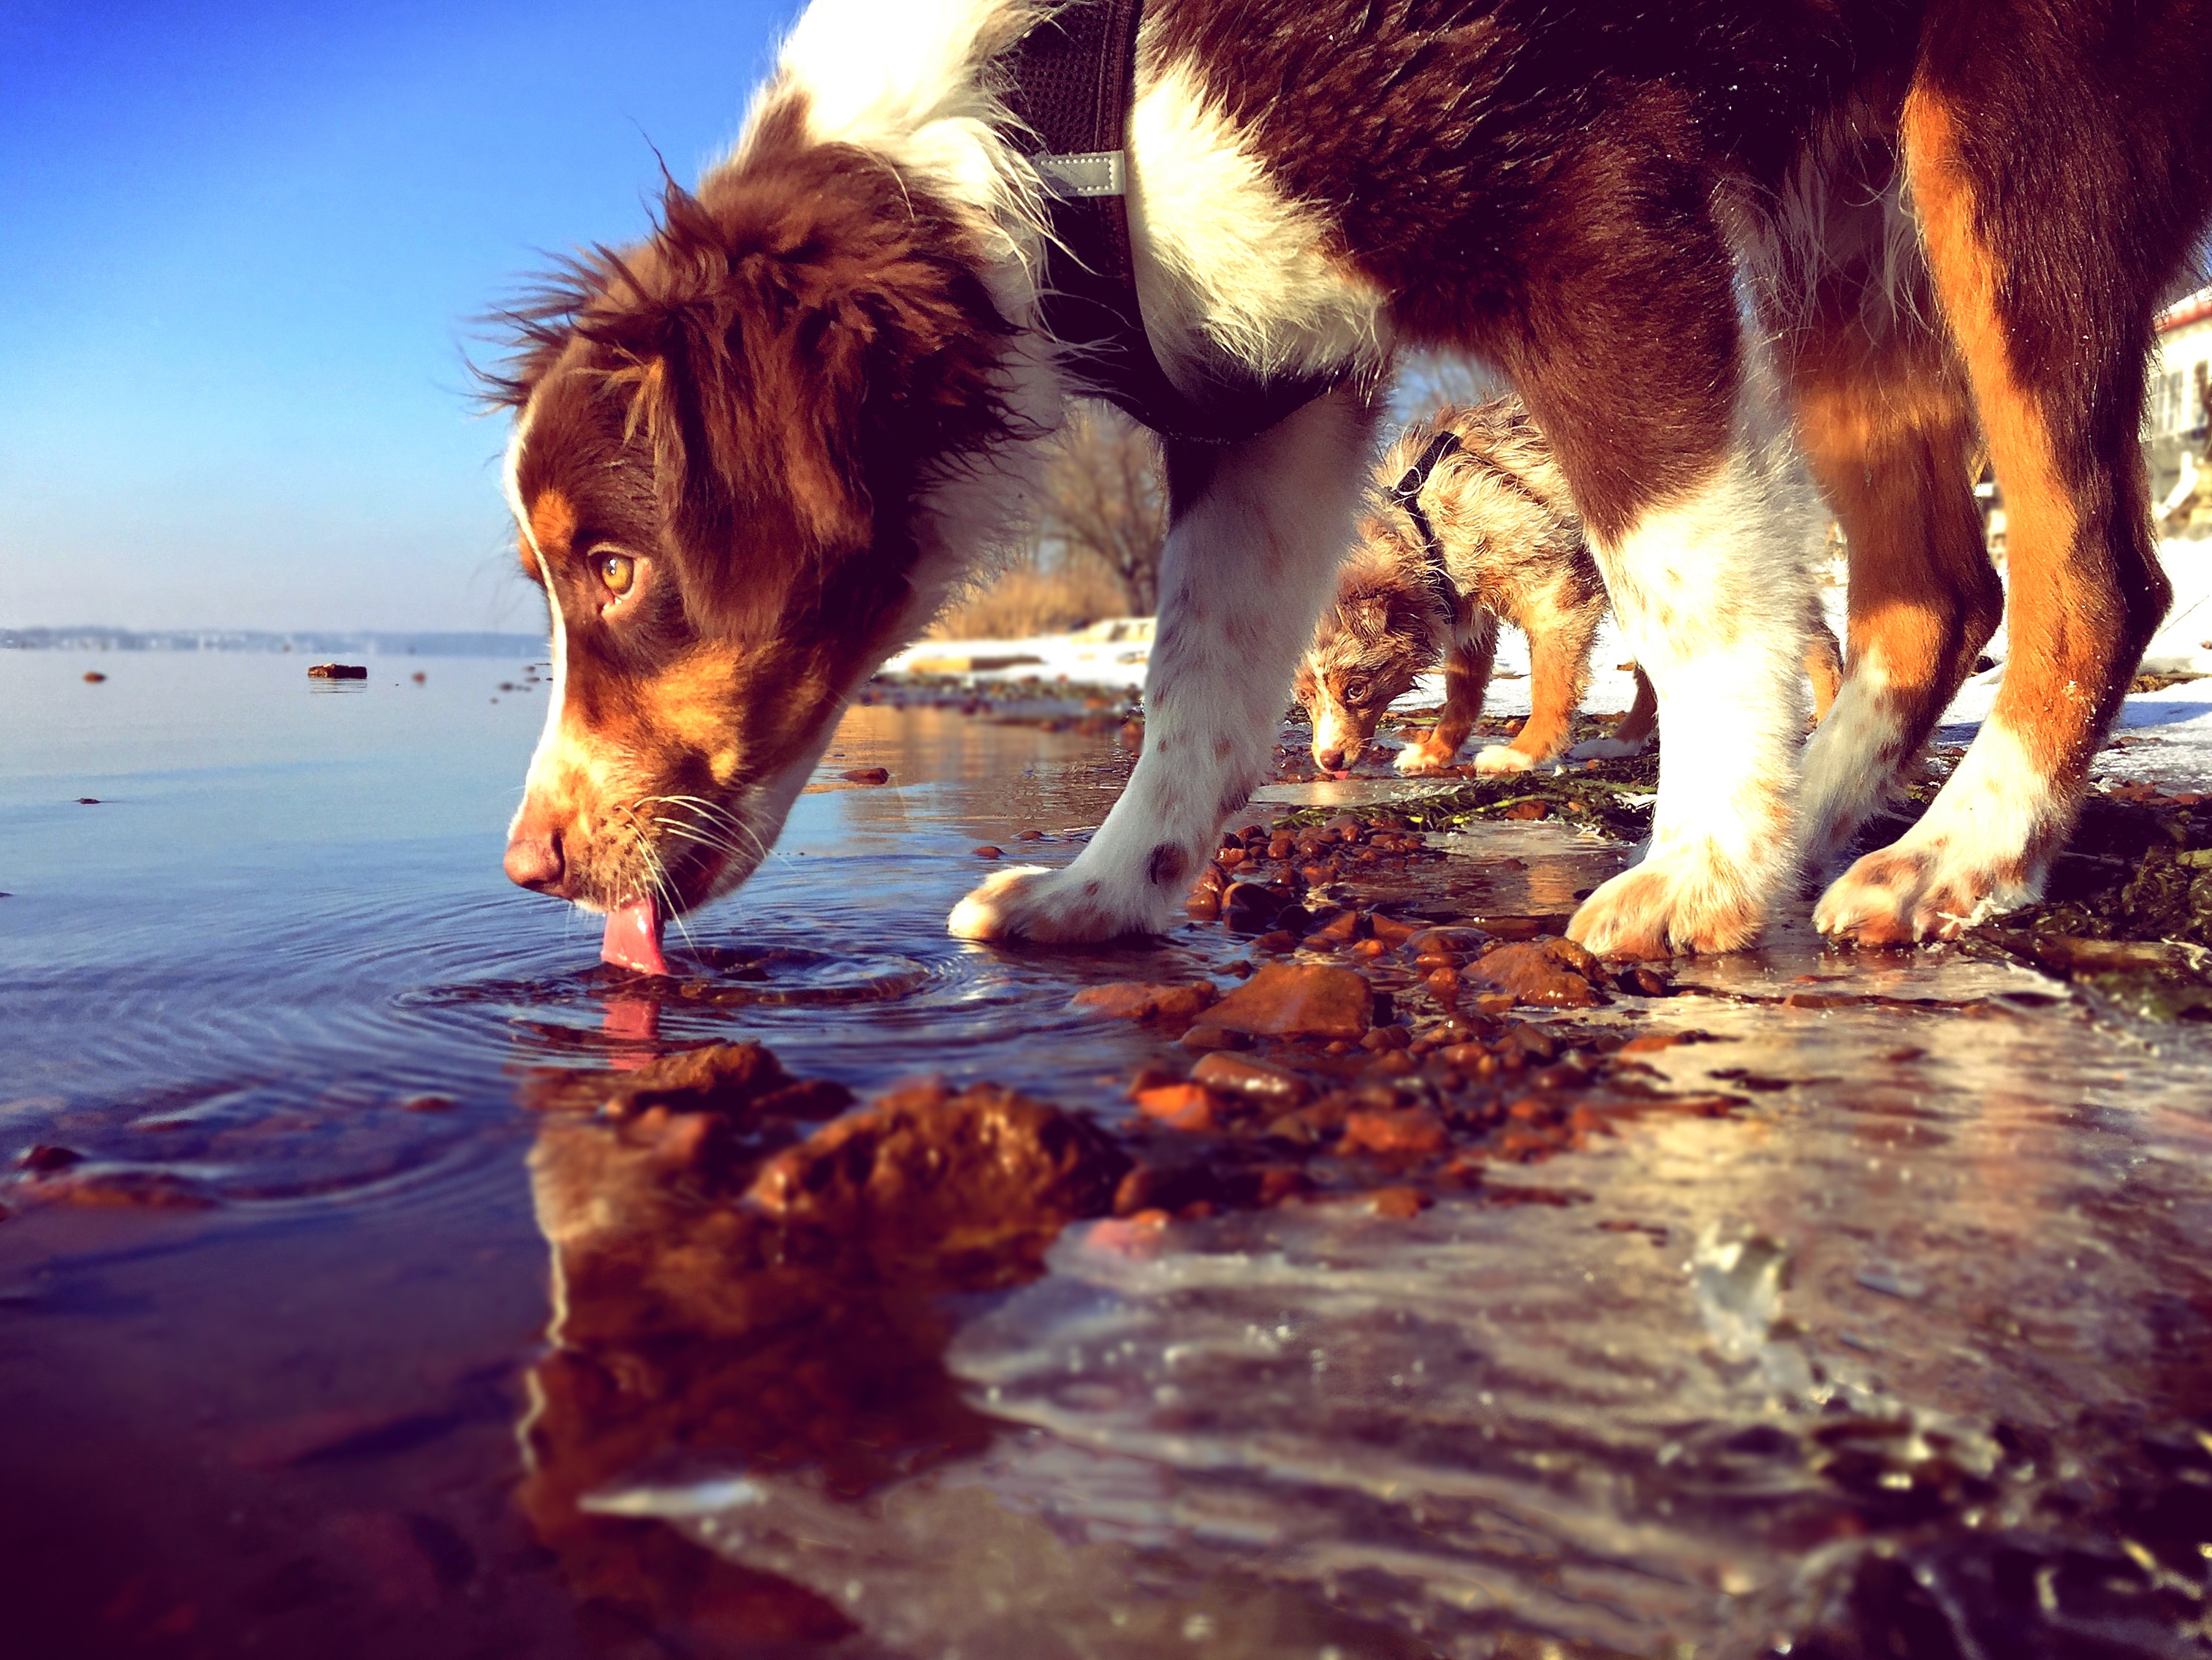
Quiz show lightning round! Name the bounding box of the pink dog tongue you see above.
[601,897,669,977]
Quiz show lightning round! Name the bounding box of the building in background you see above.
[2147,286,2212,538]
[1975,286,2212,558]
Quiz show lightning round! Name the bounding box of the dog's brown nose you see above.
[1317,746,1348,771]
[503,824,567,894]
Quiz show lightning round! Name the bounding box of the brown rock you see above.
[1306,909,1363,944]
[839,766,892,784]
[1367,914,1419,948]
[1071,980,1220,1022]
[82,670,107,683]
[1190,962,1374,1040]
[1223,882,1293,933]
[1189,1052,1312,1108]
[1131,1084,1218,1133]
[1185,860,1230,920]
[1464,940,1605,1009]
[1339,1107,1449,1157]
[1177,1023,1252,1052]
[1501,799,1551,820]
[1370,1186,1431,1219]
[748,1085,1128,1248]
[973,845,1003,858]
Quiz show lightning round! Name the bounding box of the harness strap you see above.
[1000,0,1330,444]
[1388,429,1464,618]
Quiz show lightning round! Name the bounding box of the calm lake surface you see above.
[7,648,2212,1660]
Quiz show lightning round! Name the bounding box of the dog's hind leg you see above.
[1396,613,1497,774]
[1569,664,1657,762]
[1816,52,2205,944]
[1779,157,1999,866]
[949,386,1378,942]
[1475,593,1598,774]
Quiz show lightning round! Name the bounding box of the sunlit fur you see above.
[1567,356,1823,958]
[490,0,2212,958]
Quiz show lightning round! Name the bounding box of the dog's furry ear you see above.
[582,120,1017,626]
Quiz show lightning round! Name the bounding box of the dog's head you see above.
[487,105,1017,922]
[1293,525,1440,772]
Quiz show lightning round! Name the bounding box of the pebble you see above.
[1188,1052,1312,1108]
[1340,1108,1449,1157]
[1070,980,1219,1022]
[1177,1024,1252,1052]
[1190,962,1375,1040]
[839,766,892,784]
[973,845,1002,858]
[1464,940,1608,1009]
[1370,1186,1431,1219]
[1133,1084,1219,1134]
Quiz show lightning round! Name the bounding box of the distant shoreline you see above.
[2,626,544,658]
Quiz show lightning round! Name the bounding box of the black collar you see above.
[1389,429,1463,617]
[1000,0,1329,445]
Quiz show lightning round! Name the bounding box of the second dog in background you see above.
[1296,398,1845,778]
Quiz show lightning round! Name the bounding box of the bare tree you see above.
[1035,403,1168,614]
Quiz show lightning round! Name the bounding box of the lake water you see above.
[7,648,2212,1660]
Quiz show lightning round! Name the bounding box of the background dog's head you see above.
[1293,530,1440,773]
[487,102,1018,920]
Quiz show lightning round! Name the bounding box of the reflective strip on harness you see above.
[1035,150,1126,198]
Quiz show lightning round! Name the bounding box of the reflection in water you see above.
[527,939,2212,1659]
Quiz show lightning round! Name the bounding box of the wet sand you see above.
[5,650,2212,1659]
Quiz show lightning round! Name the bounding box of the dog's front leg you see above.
[1563,379,1815,958]
[949,387,1377,943]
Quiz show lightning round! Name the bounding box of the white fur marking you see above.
[951,389,1376,941]
[1128,55,1389,386]
[503,406,571,844]
[1569,357,1818,952]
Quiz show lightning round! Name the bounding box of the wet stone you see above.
[839,766,892,785]
[1070,981,1219,1023]
[1189,1053,1312,1110]
[1191,963,1375,1041]
[1177,1024,1252,1052]
[1465,940,1609,1009]
[1340,1108,1449,1158]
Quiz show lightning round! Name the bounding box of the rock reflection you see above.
[513,1045,1144,1654]
[514,955,2212,1659]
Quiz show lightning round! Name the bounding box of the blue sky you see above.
[1,0,798,631]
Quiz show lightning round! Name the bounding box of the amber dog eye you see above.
[596,553,635,599]
[1342,681,1369,706]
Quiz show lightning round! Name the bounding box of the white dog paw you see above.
[1565,735,1649,762]
[1567,845,1770,959]
[1394,738,1457,776]
[1471,746,1537,776]
[946,865,1165,944]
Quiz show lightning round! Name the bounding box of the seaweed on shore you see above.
[1965,785,2212,1020]
[1272,750,1660,842]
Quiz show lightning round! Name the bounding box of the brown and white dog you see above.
[1295,397,1845,779]
[491,0,2212,960]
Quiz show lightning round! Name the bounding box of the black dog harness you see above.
[1000,0,1329,444]
[1389,428,1464,618]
